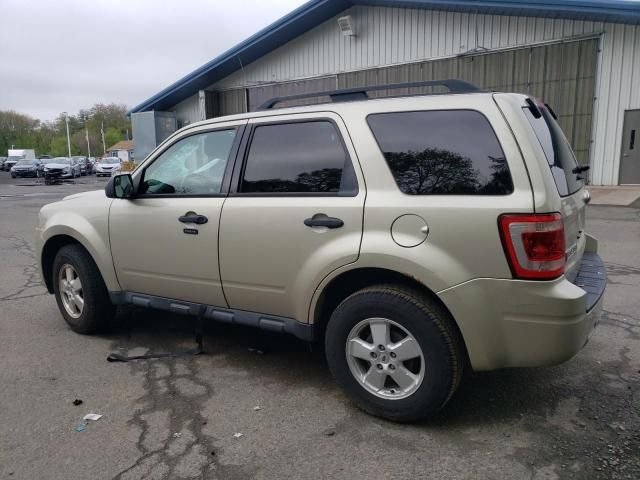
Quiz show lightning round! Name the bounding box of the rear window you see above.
[367,110,513,195]
[523,104,583,197]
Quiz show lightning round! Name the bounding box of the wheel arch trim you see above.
[39,221,120,294]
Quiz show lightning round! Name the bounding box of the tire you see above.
[325,285,464,422]
[52,244,115,334]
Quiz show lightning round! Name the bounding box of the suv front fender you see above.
[37,210,120,293]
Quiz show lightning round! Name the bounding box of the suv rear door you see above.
[218,112,365,322]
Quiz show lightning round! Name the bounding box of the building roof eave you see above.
[129,0,640,115]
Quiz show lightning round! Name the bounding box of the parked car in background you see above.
[5,149,36,171]
[95,157,121,177]
[4,156,21,172]
[85,157,95,174]
[10,158,42,178]
[43,157,82,184]
[72,156,88,176]
[0,157,7,170]
[37,158,64,177]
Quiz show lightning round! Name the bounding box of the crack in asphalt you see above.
[109,324,251,480]
[0,235,47,302]
[600,310,640,340]
[111,356,217,480]
[604,262,640,277]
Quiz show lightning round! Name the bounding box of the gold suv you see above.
[36,81,606,422]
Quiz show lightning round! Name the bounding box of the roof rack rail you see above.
[257,79,480,110]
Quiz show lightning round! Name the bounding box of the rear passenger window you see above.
[367,110,513,195]
[241,121,356,194]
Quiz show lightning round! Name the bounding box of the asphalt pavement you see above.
[0,172,638,480]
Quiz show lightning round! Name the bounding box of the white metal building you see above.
[130,0,640,185]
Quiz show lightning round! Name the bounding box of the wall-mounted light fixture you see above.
[337,15,355,36]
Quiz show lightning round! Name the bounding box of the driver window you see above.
[141,129,237,195]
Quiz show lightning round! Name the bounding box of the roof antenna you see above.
[458,9,489,56]
[238,56,247,85]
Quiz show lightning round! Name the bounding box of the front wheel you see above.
[325,285,464,422]
[52,244,115,334]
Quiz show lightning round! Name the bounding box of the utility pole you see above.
[63,112,72,158]
[101,121,106,155]
[85,128,91,158]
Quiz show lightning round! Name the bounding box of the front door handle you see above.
[304,216,344,229]
[179,214,208,225]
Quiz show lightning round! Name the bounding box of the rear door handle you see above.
[179,214,208,225]
[304,216,344,229]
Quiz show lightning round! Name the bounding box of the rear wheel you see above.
[52,244,115,334]
[325,285,464,422]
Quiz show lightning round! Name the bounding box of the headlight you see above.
[63,167,71,172]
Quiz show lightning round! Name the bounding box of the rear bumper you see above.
[438,241,606,371]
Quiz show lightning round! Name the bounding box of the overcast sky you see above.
[0,0,306,121]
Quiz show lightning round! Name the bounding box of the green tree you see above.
[104,127,123,150]
[0,110,40,155]
[49,136,70,157]
[0,103,131,158]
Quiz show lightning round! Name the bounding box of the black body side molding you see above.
[109,292,316,342]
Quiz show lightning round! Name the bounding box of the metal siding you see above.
[207,5,638,184]
[337,38,598,166]
[246,76,337,111]
[218,89,247,116]
[591,23,640,184]
[172,94,201,126]
[212,6,601,88]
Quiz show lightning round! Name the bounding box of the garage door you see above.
[337,38,599,166]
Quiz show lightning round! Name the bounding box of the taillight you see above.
[498,213,565,280]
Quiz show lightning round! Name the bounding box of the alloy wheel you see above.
[346,317,425,400]
[58,264,84,318]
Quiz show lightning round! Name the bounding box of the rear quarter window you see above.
[523,105,584,197]
[367,110,513,195]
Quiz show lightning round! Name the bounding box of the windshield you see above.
[51,158,71,165]
[7,156,21,161]
[16,159,36,165]
[43,158,61,165]
[103,158,121,165]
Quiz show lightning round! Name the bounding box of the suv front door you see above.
[219,113,365,322]
[109,121,246,306]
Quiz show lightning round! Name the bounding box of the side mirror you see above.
[105,174,135,199]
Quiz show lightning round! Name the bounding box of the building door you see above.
[619,110,640,185]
